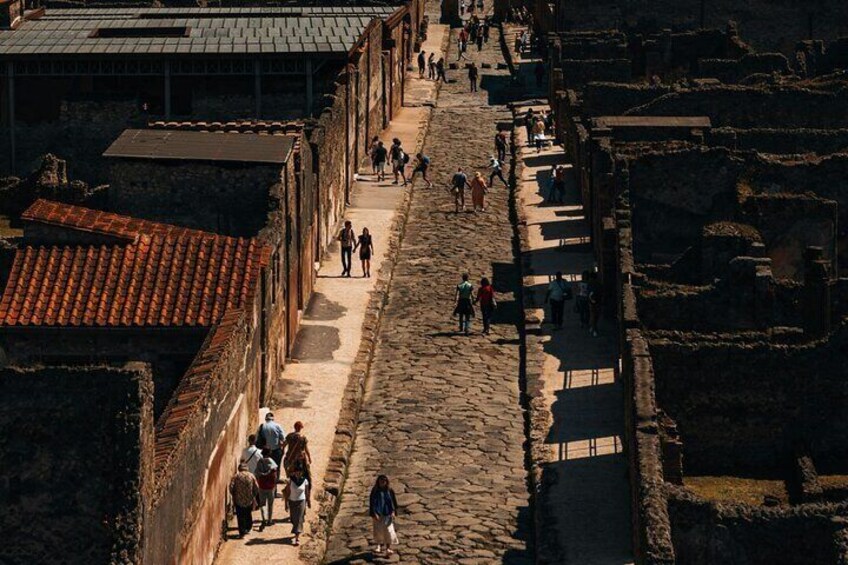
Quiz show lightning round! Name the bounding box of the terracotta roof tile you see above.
[0,201,269,328]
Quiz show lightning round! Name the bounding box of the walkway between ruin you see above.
[215,22,449,565]
[516,104,634,563]
[324,20,532,565]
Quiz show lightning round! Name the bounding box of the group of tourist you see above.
[229,414,313,545]
[543,270,601,334]
[453,273,497,334]
[458,15,492,60]
[417,50,448,83]
[525,108,554,151]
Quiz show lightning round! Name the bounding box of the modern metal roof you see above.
[0,6,399,57]
[103,129,295,164]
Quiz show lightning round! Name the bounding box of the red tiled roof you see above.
[0,201,270,327]
[22,198,212,242]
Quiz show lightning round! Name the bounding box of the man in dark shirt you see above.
[468,62,479,93]
[373,141,388,182]
[338,220,355,277]
[452,168,472,213]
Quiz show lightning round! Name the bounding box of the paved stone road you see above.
[324,24,532,565]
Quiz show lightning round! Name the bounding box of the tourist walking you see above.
[483,18,491,42]
[532,116,546,152]
[355,227,374,278]
[256,412,286,475]
[468,61,479,92]
[255,449,278,529]
[369,136,380,174]
[475,277,496,334]
[489,157,507,186]
[369,475,399,556]
[458,28,469,60]
[451,167,471,213]
[373,140,388,182]
[338,220,355,277]
[436,57,447,83]
[390,138,408,186]
[470,171,488,212]
[411,152,433,187]
[494,130,508,162]
[284,468,311,546]
[545,271,571,330]
[240,434,262,475]
[550,165,566,203]
[575,270,590,328]
[283,420,313,480]
[229,463,260,538]
[427,52,436,79]
[524,108,535,141]
[417,50,426,78]
[454,273,475,334]
[476,29,484,51]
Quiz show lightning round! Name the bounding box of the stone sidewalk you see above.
[215,22,448,565]
[515,105,634,564]
[324,22,532,565]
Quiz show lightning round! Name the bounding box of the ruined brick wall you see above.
[707,127,848,155]
[108,159,280,237]
[0,364,153,565]
[555,0,848,56]
[143,306,263,565]
[625,86,848,129]
[560,58,632,90]
[581,83,674,121]
[666,487,847,565]
[648,327,848,475]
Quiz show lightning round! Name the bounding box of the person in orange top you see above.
[470,171,489,212]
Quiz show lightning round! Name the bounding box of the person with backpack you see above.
[468,61,479,93]
[255,448,278,529]
[489,157,507,187]
[451,167,472,213]
[255,412,286,480]
[545,271,572,330]
[411,153,433,187]
[240,434,262,475]
[389,138,408,186]
[454,273,475,334]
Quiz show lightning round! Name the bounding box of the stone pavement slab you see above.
[324,22,532,565]
[215,21,448,565]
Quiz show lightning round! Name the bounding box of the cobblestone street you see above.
[324,23,532,565]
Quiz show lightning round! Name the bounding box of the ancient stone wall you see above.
[707,127,848,155]
[0,364,153,565]
[108,159,281,238]
[647,328,848,475]
[143,306,262,565]
[624,85,848,129]
[666,487,847,565]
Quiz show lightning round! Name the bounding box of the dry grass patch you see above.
[685,475,789,506]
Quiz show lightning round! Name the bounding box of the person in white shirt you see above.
[240,434,262,475]
[284,468,311,546]
[545,271,571,330]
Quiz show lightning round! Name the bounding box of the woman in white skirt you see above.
[283,468,311,546]
[368,475,400,556]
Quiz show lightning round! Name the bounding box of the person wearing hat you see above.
[229,463,260,538]
[256,413,286,483]
[489,156,507,187]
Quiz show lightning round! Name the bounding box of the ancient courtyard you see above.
[0,0,847,563]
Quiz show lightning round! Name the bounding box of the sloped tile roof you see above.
[0,200,269,327]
